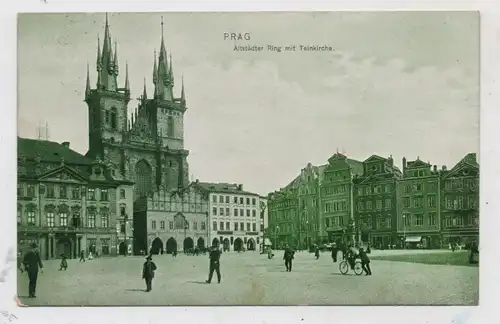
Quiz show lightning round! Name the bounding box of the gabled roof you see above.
[38,165,88,182]
[406,158,431,168]
[443,153,479,179]
[194,181,260,196]
[18,137,92,165]
[363,155,386,163]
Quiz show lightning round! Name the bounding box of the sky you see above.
[17,12,479,196]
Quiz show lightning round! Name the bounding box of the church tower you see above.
[85,14,189,200]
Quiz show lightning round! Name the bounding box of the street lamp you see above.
[306,220,309,251]
[184,217,188,253]
[402,214,406,250]
[123,214,128,256]
[275,225,279,250]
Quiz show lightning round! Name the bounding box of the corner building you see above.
[353,155,401,248]
[84,15,190,201]
[196,182,261,252]
[17,138,134,260]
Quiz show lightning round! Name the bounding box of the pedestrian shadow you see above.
[186,281,208,285]
[331,273,353,276]
[125,288,146,292]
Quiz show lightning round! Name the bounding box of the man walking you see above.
[283,244,294,272]
[22,243,43,298]
[331,242,338,263]
[206,243,222,284]
[142,255,157,292]
[79,250,85,262]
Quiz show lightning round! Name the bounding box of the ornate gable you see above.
[38,166,88,183]
[364,155,386,163]
[443,162,479,179]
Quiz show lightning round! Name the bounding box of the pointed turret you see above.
[96,36,102,72]
[180,75,185,103]
[142,77,148,100]
[85,63,91,100]
[102,13,111,66]
[113,41,119,75]
[169,53,174,85]
[124,61,130,92]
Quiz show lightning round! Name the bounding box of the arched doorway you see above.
[119,242,127,255]
[223,238,230,252]
[135,160,152,198]
[56,237,72,258]
[212,238,220,248]
[166,237,177,254]
[183,237,194,252]
[151,237,164,255]
[197,237,205,249]
[234,238,243,252]
[247,238,256,251]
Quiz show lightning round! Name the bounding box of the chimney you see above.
[402,157,407,173]
[388,155,394,167]
[237,184,243,191]
[433,165,437,173]
[62,141,70,148]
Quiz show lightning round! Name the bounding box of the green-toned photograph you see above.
[17,12,479,306]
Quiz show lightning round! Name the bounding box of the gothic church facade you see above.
[84,15,189,200]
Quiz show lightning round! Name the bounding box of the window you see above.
[240,197,244,204]
[185,221,190,230]
[427,195,436,207]
[385,184,391,193]
[404,185,411,194]
[169,221,173,230]
[240,222,244,230]
[193,221,197,230]
[17,183,24,197]
[225,196,230,204]
[72,186,80,199]
[120,205,126,217]
[458,196,464,209]
[226,222,230,230]
[46,212,55,227]
[88,211,96,228]
[246,198,250,205]
[201,222,206,230]
[468,196,477,209]
[160,220,165,229]
[219,196,224,203]
[101,239,110,255]
[365,187,372,195]
[246,223,250,231]
[220,222,224,230]
[252,198,256,205]
[252,223,256,231]
[414,197,423,208]
[220,208,224,216]
[213,221,217,231]
[234,223,238,231]
[246,209,250,217]
[17,207,21,224]
[403,214,411,226]
[240,209,244,216]
[366,201,372,210]
[152,220,157,229]
[252,210,256,217]
[212,195,217,203]
[357,201,364,211]
[46,184,55,198]
[212,207,217,216]
[100,189,108,201]
[60,212,68,227]
[234,209,238,216]
[428,212,437,226]
[234,197,238,204]
[166,116,174,137]
[59,185,67,199]
[376,200,382,210]
[27,184,35,197]
[120,189,126,199]
[385,199,391,209]
[357,188,364,196]
[226,208,230,216]
[88,188,95,200]
[415,214,424,226]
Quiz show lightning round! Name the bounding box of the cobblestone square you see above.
[17,250,478,306]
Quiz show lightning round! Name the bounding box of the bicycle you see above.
[339,258,364,275]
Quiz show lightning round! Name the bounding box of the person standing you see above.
[79,250,85,262]
[358,247,372,276]
[22,243,43,298]
[469,241,479,264]
[206,244,222,284]
[59,253,68,271]
[331,242,338,263]
[314,246,320,260]
[283,244,294,272]
[142,255,157,292]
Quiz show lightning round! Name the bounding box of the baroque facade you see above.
[84,14,189,201]
[18,138,134,260]
[133,184,209,255]
[353,155,402,248]
[194,182,261,252]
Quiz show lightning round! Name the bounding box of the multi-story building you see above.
[84,14,190,200]
[194,182,262,252]
[267,187,298,249]
[396,157,441,248]
[440,153,479,247]
[320,153,363,244]
[17,137,134,259]
[132,184,209,255]
[353,155,402,248]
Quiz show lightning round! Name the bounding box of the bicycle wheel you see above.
[339,260,349,275]
[353,261,364,276]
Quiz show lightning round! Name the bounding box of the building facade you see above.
[84,14,190,200]
[267,188,298,249]
[195,182,262,252]
[320,153,363,244]
[396,158,441,249]
[440,153,479,247]
[353,155,402,249]
[17,138,134,260]
[133,184,209,255]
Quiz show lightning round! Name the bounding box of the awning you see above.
[264,238,272,246]
[405,236,422,243]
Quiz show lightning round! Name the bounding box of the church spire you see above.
[181,75,185,103]
[169,53,174,84]
[85,62,91,100]
[152,50,158,85]
[143,77,148,100]
[96,35,101,72]
[113,41,119,75]
[124,61,130,91]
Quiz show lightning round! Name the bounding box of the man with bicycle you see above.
[345,243,359,270]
